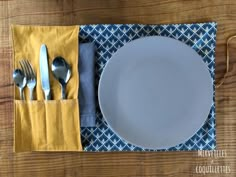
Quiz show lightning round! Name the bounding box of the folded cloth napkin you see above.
[79,43,96,127]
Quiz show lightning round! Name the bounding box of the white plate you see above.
[98,36,213,149]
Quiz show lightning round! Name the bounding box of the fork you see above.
[19,60,36,100]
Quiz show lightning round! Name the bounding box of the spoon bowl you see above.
[52,56,71,99]
[13,69,26,100]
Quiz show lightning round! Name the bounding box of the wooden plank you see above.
[0,0,235,176]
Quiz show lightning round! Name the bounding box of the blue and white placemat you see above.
[79,22,217,151]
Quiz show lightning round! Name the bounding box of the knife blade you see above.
[40,44,51,100]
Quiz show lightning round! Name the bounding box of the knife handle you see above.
[44,90,51,100]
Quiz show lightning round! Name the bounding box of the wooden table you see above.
[0,0,235,176]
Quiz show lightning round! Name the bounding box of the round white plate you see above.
[98,36,213,149]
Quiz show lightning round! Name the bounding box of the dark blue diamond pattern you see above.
[79,22,217,151]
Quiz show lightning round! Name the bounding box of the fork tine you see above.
[19,60,28,78]
[26,60,35,78]
[19,60,24,71]
[23,60,31,79]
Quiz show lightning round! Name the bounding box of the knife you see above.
[40,44,51,100]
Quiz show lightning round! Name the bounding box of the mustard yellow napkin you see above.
[12,25,82,152]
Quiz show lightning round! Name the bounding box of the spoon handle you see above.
[61,84,66,99]
[19,88,24,100]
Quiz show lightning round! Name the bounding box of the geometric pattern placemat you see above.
[79,22,217,151]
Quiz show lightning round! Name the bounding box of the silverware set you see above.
[13,44,71,100]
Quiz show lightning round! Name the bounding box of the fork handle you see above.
[30,89,34,100]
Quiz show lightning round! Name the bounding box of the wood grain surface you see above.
[0,0,236,176]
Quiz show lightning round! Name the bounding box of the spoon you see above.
[13,69,27,100]
[51,56,71,99]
